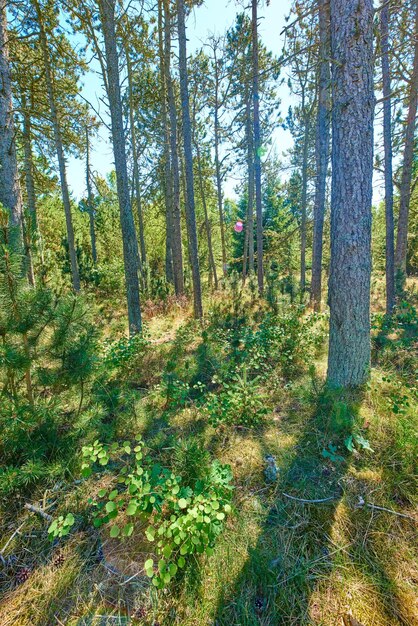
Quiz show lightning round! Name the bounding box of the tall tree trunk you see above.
[380,0,395,315]
[300,114,310,294]
[157,0,173,285]
[23,84,46,279]
[33,0,80,291]
[176,0,203,318]
[214,115,227,277]
[164,0,184,295]
[196,143,218,289]
[20,94,36,286]
[99,0,142,335]
[395,0,418,279]
[125,42,147,273]
[0,1,23,237]
[213,51,227,276]
[252,0,263,294]
[21,99,38,237]
[244,94,255,278]
[85,125,97,265]
[310,0,330,312]
[327,0,374,387]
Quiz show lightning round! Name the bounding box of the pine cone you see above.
[53,552,65,568]
[133,606,147,619]
[15,567,31,585]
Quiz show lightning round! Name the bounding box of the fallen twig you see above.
[364,502,417,522]
[282,492,338,504]
[24,503,53,522]
[0,521,26,562]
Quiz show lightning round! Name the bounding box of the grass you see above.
[0,282,417,626]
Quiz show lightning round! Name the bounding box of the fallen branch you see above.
[24,503,53,522]
[282,493,338,504]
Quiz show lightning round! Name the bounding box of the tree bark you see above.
[125,42,146,273]
[252,0,264,294]
[327,0,374,387]
[164,0,184,295]
[176,0,203,317]
[300,113,310,294]
[33,0,80,292]
[243,93,255,278]
[310,0,330,311]
[394,0,418,278]
[99,0,142,334]
[21,105,36,286]
[196,142,218,289]
[213,48,227,276]
[380,0,395,315]
[85,125,97,265]
[0,1,23,235]
[157,0,173,285]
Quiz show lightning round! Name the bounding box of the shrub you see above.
[51,438,233,589]
[206,368,268,428]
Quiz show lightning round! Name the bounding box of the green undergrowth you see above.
[0,282,417,626]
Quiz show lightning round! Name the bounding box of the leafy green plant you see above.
[321,443,344,463]
[344,433,374,453]
[48,513,75,539]
[103,332,149,371]
[54,438,233,588]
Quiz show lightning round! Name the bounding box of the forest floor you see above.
[0,278,417,626]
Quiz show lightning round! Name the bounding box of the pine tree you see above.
[32,0,81,292]
[395,0,418,280]
[176,0,203,318]
[327,0,374,387]
[97,0,142,334]
[0,1,23,238]
[380,0,395,315]
[310,0,330,311]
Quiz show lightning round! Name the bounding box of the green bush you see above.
[53,438,233,588]
[206,368,268,428]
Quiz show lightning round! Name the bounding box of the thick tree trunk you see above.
[252,0,263,294]
[0,1,23,235]
[164,0,184,295]
[327,0,374,388]
[176,0,203,318]
[380,1,395,315]
[99,0,142,334]
[33,0,80,292]
[85,126,97,266]
[395,0,418,278]
[310,0,330,312]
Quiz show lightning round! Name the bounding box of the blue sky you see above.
[66,0,294,200]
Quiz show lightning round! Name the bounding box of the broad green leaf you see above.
[110,525,120,538]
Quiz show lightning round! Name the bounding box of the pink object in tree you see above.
[234,221,244,233]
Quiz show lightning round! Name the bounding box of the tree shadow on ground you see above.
[212,387,364,626]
